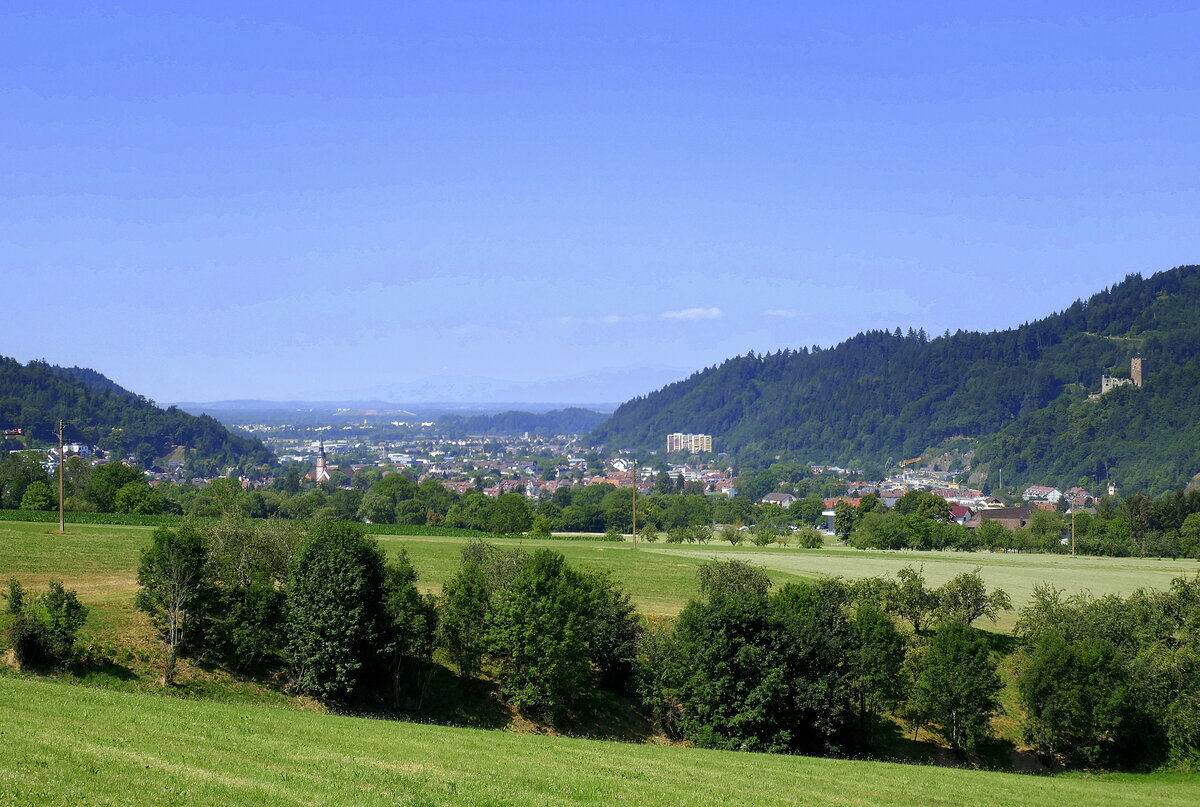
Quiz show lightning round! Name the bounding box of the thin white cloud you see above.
[552,313,648,326]
[764,308,802,318]
[662,307,723,321]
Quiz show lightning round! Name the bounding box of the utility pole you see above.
[631,460,637,549]
[57,420,68,534]
[1071,507,1076,557]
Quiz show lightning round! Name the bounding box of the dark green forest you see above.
[436,407,608,438]
[591,266,1200,494]
[0,357,275,476]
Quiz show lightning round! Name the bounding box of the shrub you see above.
[667,579,856,754]
[795,527,824,548]
[439,558,489,679]
[634,619,686,736]
[199,518,299,671]
[381,549,438,706]
[937,569,1012,626]
[751,526,775,547]
[1019,632,1133,766]
[697,559,771,601]
[5,578,88,668]
[286,521,390,700]
[483,550,639,718]
[439,542,529,679]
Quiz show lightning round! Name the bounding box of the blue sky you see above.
[3,2,1197,403]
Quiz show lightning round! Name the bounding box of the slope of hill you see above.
[0,357,274,475]
[591,266,1200,493]
[437,407,609,437]
[4,676,1197,807]
[48,364,134,397]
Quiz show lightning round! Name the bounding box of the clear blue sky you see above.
[3,2,1197,404]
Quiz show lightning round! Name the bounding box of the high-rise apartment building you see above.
[666,433,713,453]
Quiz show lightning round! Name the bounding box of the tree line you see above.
[840,488,1200,559]
[9,450,1200,560]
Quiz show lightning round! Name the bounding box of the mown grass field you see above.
[2,674,1197,807]
[643,543,1200,631]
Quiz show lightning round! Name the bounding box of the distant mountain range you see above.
[591,265,1200,494]
[0,358,275,475]
[174,400,618,417]
[177,400,612,437]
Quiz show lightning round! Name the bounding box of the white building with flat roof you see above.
[666,433,712,453]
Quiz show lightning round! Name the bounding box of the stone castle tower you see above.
[1131,353,1144,388]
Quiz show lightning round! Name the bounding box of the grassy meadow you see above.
[643,543,1200,632]
[3,673,1198,807]
[3,518,1198,661]
[3,518,1200,803]
[4,519,1196,631]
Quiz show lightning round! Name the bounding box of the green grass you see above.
[2,674,1197,807]
[375,535,806,615]
[4,520,1197,632]
[0,522,802,621]
[642,543,1200,631]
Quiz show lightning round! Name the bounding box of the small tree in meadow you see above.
[909,621,1001,753]
[19,481,55,511]
[720,525,745,546]
[136,525,208,686]
[937,569,1012,626]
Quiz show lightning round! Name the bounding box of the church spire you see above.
[315,439,330,483]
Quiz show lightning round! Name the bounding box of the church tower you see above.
[315,441,331,483]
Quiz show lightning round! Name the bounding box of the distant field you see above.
[3,674,1197,807]
[0,522,788,622]
[644,543,1200,631]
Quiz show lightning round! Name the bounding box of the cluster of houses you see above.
[428,462,739,500]
[758,475,1111,534]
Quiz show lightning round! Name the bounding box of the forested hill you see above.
[48,365,133,397]
[437,407,608,438]
[0,357,275,475]
[590,265,1200,494]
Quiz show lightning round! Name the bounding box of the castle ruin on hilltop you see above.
[1088,354,1144,401]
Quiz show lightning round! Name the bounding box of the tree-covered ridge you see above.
[437,407,608,438]
[47,365,133,397]
[0,356,274,475]
[591,266,1200,493]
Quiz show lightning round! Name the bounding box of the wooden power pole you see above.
[631,460,637,549]
[57,420,68,534]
